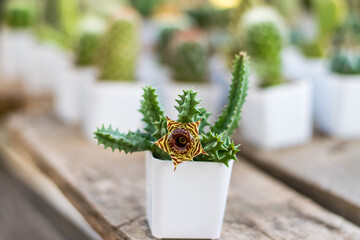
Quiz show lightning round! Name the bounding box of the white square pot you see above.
[82,81,143,141]
[146,152,233,239]
[162,82,223,123]
[0,29,36,83]
[241,79,313,150]
[314,73,360,138]
[54,66,97,125]
[22,42,72,96]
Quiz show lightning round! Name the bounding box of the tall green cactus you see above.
[75,16,105,66]
[301,0,347,58]
[94,52,249,166]
[245,21,283,87]
[171,42,208,83]
[97,10,139,81]
[39,0,80,48]
[4,0,36,29]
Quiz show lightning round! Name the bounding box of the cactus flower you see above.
[155,117,207,170]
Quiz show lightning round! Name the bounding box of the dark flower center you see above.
[168,128,193,154]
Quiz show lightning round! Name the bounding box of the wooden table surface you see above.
[240,135,360,227]
[2,113,360,239]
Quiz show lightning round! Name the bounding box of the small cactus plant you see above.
[129,0,161,17]
[75,16,105,66]
[96,7,140,81]
[39,0,80,48]
[171,42,208,83]
[245,21,283,87]
[4,0,36,29]
[330,11,360,74]
[94,52,249,169]
[301,0,347,58]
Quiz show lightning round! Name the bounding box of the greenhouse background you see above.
[0,0,359,239]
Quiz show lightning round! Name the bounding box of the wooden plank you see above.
[239,135,360,228]
[0,83,25,116]
[2,113,360,239]
[0,159,90,240]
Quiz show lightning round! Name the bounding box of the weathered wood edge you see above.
[3,124,128,240]
[239,144,360,227]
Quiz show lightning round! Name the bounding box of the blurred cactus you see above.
[75,16,105,66]
[129,0,162,17]
[246,22,283,87]
[171,42,208,83]
[4,0,36,28]
[39,0,80,48]
[187,6,231,29]
[97,7,140,81]
[157,27,179,63]
[301,0,347,58]
[243,7,284,88]
[331,11,360,74]
[266,0,301,23]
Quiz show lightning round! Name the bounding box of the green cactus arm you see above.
[94,125,152,153]
[194,107,211,134]
[152,116,168,140]
[211,52,249,137]
[195,131,240,166]
[139,86,165,138]
[175,89,202,123]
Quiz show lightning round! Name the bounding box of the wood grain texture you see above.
[2,113,360,239]
[239,135,360,228]
[0,83,25,116]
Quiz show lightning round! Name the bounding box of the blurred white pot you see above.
[0,29,36,83]
[314,73,360,139]
[241,79,313,150]
[146,152,233,239]
[82,81,143,141]
[162,82,223,124]
[54,66,97,125]
[22,42,72,96]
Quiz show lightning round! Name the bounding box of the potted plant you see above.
[94,52,249,239]
[284,0,347,81]
[240,7,312,149]
[54,15,105,125]
[82,6,143,141]
[314,10,360,138]
[156,28,224,122]
[0,0,37,84]
[19,0,80,96]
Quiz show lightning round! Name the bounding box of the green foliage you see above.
[157,27,178,63]
[331,50,360,74]
[97,18,139,81]
[129,0,161,17]
[211,52,249,137]
[245,21,283,87]
[301,0,347,58]
[172,42,208,83]
[94,52,250,166]
[187,6,231,29]
[4,0,36,28]
[75,32,100,66]
[39,0,80,48]
[331,12,360,74]
[75,16,105,66]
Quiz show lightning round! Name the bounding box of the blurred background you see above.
[0,0,359,239]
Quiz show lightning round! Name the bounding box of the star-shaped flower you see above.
[155,117,208,170]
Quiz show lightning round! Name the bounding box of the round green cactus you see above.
[4,0,36,28]
[75,16,105,66]
[171,42,208,83]
[245,21,283,87]
[97,10,140,81]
